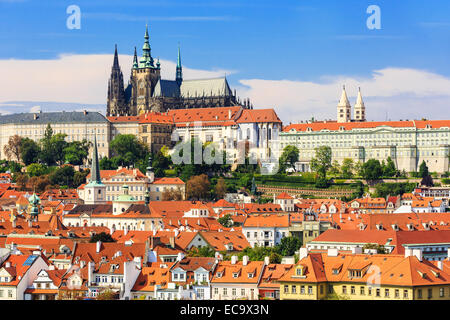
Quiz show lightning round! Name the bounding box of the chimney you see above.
[169,236,175,249]
[242,255,249,266]
[264,256,270,265]
[327,248,339,257]
[96,241,102,253]
[231,255,238,265]
[5,262,11,268]
[228,109,232,119]
[405,248,423,261]
[174,229,179,237]
[438,260,443,271]
[88,261,94,285]
[299,247,308,260]
[351,247,363,255]
[28,219,33,228]
[124,227,128,236]
[177,252,185,261]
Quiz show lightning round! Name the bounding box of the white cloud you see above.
[29,105,41,113]
[0,54,235,105]
[1,54,449,124]
[238,68,450,123]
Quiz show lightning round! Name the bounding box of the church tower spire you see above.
[91,134,101,184]
[132,46,138,69]
[337,85,352,123]
[176,43,183,86]
[84,134,106,205]
[107,44,126,117]
[142,24,154,67]
[354,87,366,122]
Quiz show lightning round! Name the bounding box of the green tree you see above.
[90,232,116,243]
[218,214,234,228]
[310,146,332,180]
[275,236,302,256]
[419,160,429,179]
[279,145,299,172]
[99,156,116,170]
[20,137,40,165]
[383,157,397,177]
[363,243,387,254]
[3,135,22,162]
[110,134,148,166]
[187,246,216,257]
[64,140,90,165]
[40,124,68,166]
[152,150,171,178]
[329,160,341,176]
[341,158,354,179]
[49,165,75,187]
[27,163,49,177]
[361,159,383,181]
[73,170,90,188]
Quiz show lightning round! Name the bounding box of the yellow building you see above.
[278,250,450,300]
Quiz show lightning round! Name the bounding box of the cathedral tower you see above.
[337,85,352,123]
[107,45,127,116]
[129,24,161,115]
[84,135,106,205]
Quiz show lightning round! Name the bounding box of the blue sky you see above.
[1,0,450,122]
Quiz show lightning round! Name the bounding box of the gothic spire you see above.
[176,43,183,85]
[113,44,120,69]
[142,24,154,67]
[91,134,101,184]
[132,46,138,69]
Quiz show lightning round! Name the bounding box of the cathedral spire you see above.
[113,44,120,69]
[91,134,101,184]
[142,24,154,67]
[133,46,138,69]
[338,85,351,107]
[176,43,183,86]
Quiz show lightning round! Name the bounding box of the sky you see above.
[1,0,450,123]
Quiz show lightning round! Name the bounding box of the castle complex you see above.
[107,25,251,116]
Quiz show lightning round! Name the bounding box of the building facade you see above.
[0,111,110,160]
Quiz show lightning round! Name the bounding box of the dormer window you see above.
[216,272,223,278]
[247,273,254,279]
[232,272,239,278]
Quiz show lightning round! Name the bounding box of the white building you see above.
[243,214,290,248]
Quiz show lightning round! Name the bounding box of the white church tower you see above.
[353,87,366,122]
[337,85,352,123]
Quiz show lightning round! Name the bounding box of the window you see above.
[214,288,218,295]
[342,286,347,294]
[376,288,380,297]
[300,285,305,294]
[428,288,432,299]
[232,288,236,296]
[360,287,365,295]
[223,288,227,296]
[328,285,334,294]
[395,289,399,298]
[291,285,297,294]
[351,286,356,295]
[241,289,245,296]
[8,290,12,298]
[440,288,445,298]
[385,289,389,298]
[417,289,422,299]
[308,286,313,295]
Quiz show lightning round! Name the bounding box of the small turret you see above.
[337,85,352,123]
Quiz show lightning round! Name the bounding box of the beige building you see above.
[281,87,450,173]
[0,111,110,160]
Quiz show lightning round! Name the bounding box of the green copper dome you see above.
[116,185,136,202]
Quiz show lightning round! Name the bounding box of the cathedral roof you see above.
[152,80,180,98]
[179,77,232,98]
